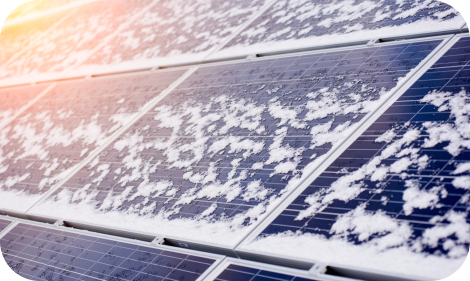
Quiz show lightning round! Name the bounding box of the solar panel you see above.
[0,218,14,234]
[211,0,465,60]
[77,0,267,75]
[0,0,154,87]
[212,263,317,281]
[0,69,185,212]
[29,39,442,248]
[239,36,470,279]
[0,12,72,82]
[0,222,218,281]
[0,84,50,127]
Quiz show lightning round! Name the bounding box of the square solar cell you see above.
[0,84,49,127]
[0,69,186,212]
[211,262,318,281]
[211,0,465,60]
[241,36,470,279]
[77,0,268,76]
[30,40,442,247]
[0,0,154,87]
[0,223,216,281]
[0,218,14,234]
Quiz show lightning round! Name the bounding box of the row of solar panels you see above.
[0,217,349,281]
[0,33,469,280]
[0,0,467,87]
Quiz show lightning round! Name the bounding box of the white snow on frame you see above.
[211,0,464,60]
[31,50,424,247]
[242,89,470,279]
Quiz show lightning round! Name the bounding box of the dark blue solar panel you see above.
[222,0,462,53]
[0,218,13,233]
[259,36,470,269]
[0,223,215,281]
[0,70,185,212]
[215,264,316,281]
[31,40,443,245]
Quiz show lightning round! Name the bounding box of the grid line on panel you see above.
[58,0,161,81]
[28,38,446,249]
[256,36,470,262]
[214,263,316,281]
[1,11,76,74]
[0,223,215,281]
[24,67,197,215]
[202,0,279,62]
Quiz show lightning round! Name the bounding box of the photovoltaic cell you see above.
[214,264,316,281]
[0,223,216,281]
[0,84,49,126]
[212,0,465,59]
[243,37,470,279]
[0,218,13,233]
[80,0,268,74]
[30,40,442,247]
[0,0,154,86]
[0,69,185,212]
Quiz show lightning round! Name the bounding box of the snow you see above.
[242,83,470,278]
[29,43,433,247]
[210,0,464,60]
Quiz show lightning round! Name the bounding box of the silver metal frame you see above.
[0,215,225,281]
[0,16,467,281]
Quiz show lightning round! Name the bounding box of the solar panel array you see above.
[1,1,470,281]
[240,36,470,279]
[0,223,217,281]
[0,70,184,212]
[29,40,442,248]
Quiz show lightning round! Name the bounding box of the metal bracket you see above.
[309,262,327,275]
[53,220,65,227]
[246,54,259,60]
[367,38,382,46]
[151,236,165,245]
[150,66,161,72]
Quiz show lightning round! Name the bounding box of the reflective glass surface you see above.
[215,264,316,281]
[31,40,441,246]
[82,0,267,72]
[0,70,185,212]
[0,84,49,126]
[215,0,464,58]
[251,37,470,278]
[0,223,215,281]
[0,218,13,233]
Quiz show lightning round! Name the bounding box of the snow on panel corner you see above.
[73,0,268,76]
[240,37,470,280]
[30,40,441,247]
[211,0,465,60]
[0,70,185,212]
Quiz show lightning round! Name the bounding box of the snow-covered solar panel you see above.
[238,36,470,280]
[74,0,268,76]
[0,218,14,233]
[0,223,217,281]
[213,264,316,281]
[0,84,49,127]
[210,0,465,60]
[0,69,185,212]
[30,39,442,247]
[0,0,154,87]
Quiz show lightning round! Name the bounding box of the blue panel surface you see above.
[254,37,470,278]
[31,40,441,246]
[0,223,215,281]
[216,0,464,59]
[0,218,13,233]
[215,264,316,281]
[0,70,185,212]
